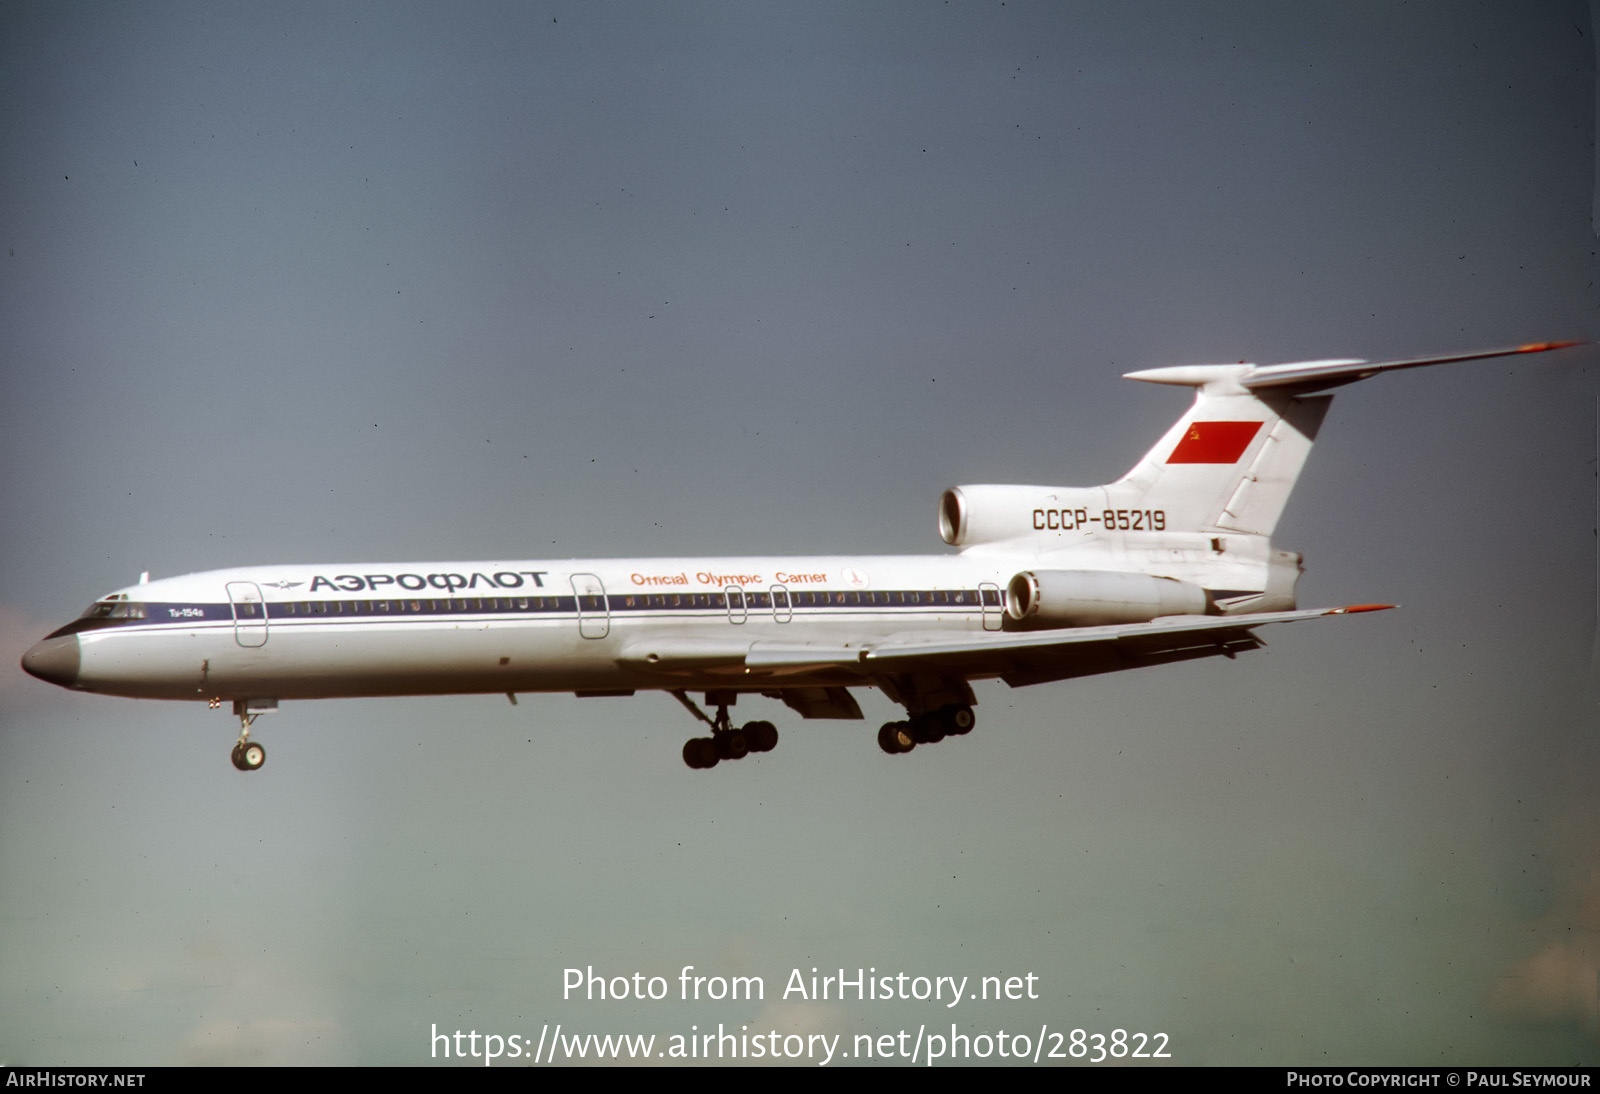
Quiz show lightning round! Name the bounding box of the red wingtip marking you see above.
[1328,603,1397,614]
[1516,340,1583,353]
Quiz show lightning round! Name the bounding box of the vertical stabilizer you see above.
[1112,366,1332,536]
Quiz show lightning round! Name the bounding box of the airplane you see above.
[20,341,1580,772]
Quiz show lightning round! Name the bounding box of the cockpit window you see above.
[80,601,145,620]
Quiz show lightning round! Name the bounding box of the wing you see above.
[860,604,1391,687]
[620,605,1394,695]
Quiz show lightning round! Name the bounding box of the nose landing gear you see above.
[227,698,276,772]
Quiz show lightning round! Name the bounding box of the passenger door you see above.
[570,573,609,639]
[226,581,269,647]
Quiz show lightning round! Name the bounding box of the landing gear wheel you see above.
[683,737,720,769]
[911,714,946,744]
[716,728,750,761]
[939,704,975,736]
[878,721,915,755]
[231,741,266,771]
[744,720,778,753]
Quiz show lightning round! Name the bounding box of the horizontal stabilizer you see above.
[1242,341,1580,391]
[1125,341,1580,394]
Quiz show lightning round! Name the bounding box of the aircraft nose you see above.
[21,634,80,689]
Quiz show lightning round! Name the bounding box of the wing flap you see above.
[616,638,748,673]
[745,642,866,670]
[861,605,1390,663]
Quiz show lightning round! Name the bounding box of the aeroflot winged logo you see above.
[308,570,550,593]
[1166,421,1263,464]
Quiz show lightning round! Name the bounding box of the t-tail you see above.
[939,342,1579,615]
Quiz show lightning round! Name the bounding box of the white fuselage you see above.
[52,554,1032,702]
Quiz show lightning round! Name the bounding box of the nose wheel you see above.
[230,740,266,771]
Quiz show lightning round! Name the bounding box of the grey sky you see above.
[2,1,1596,1065]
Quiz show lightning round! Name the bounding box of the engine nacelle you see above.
[940,485,1021,547]
[940,485,1106,548]
[1006,569,1208,627]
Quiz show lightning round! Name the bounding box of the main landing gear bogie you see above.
[878,704,975,756]
[683,720,778,770]
[673,689,780,770]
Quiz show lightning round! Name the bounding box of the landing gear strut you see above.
[673,691,778,770]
